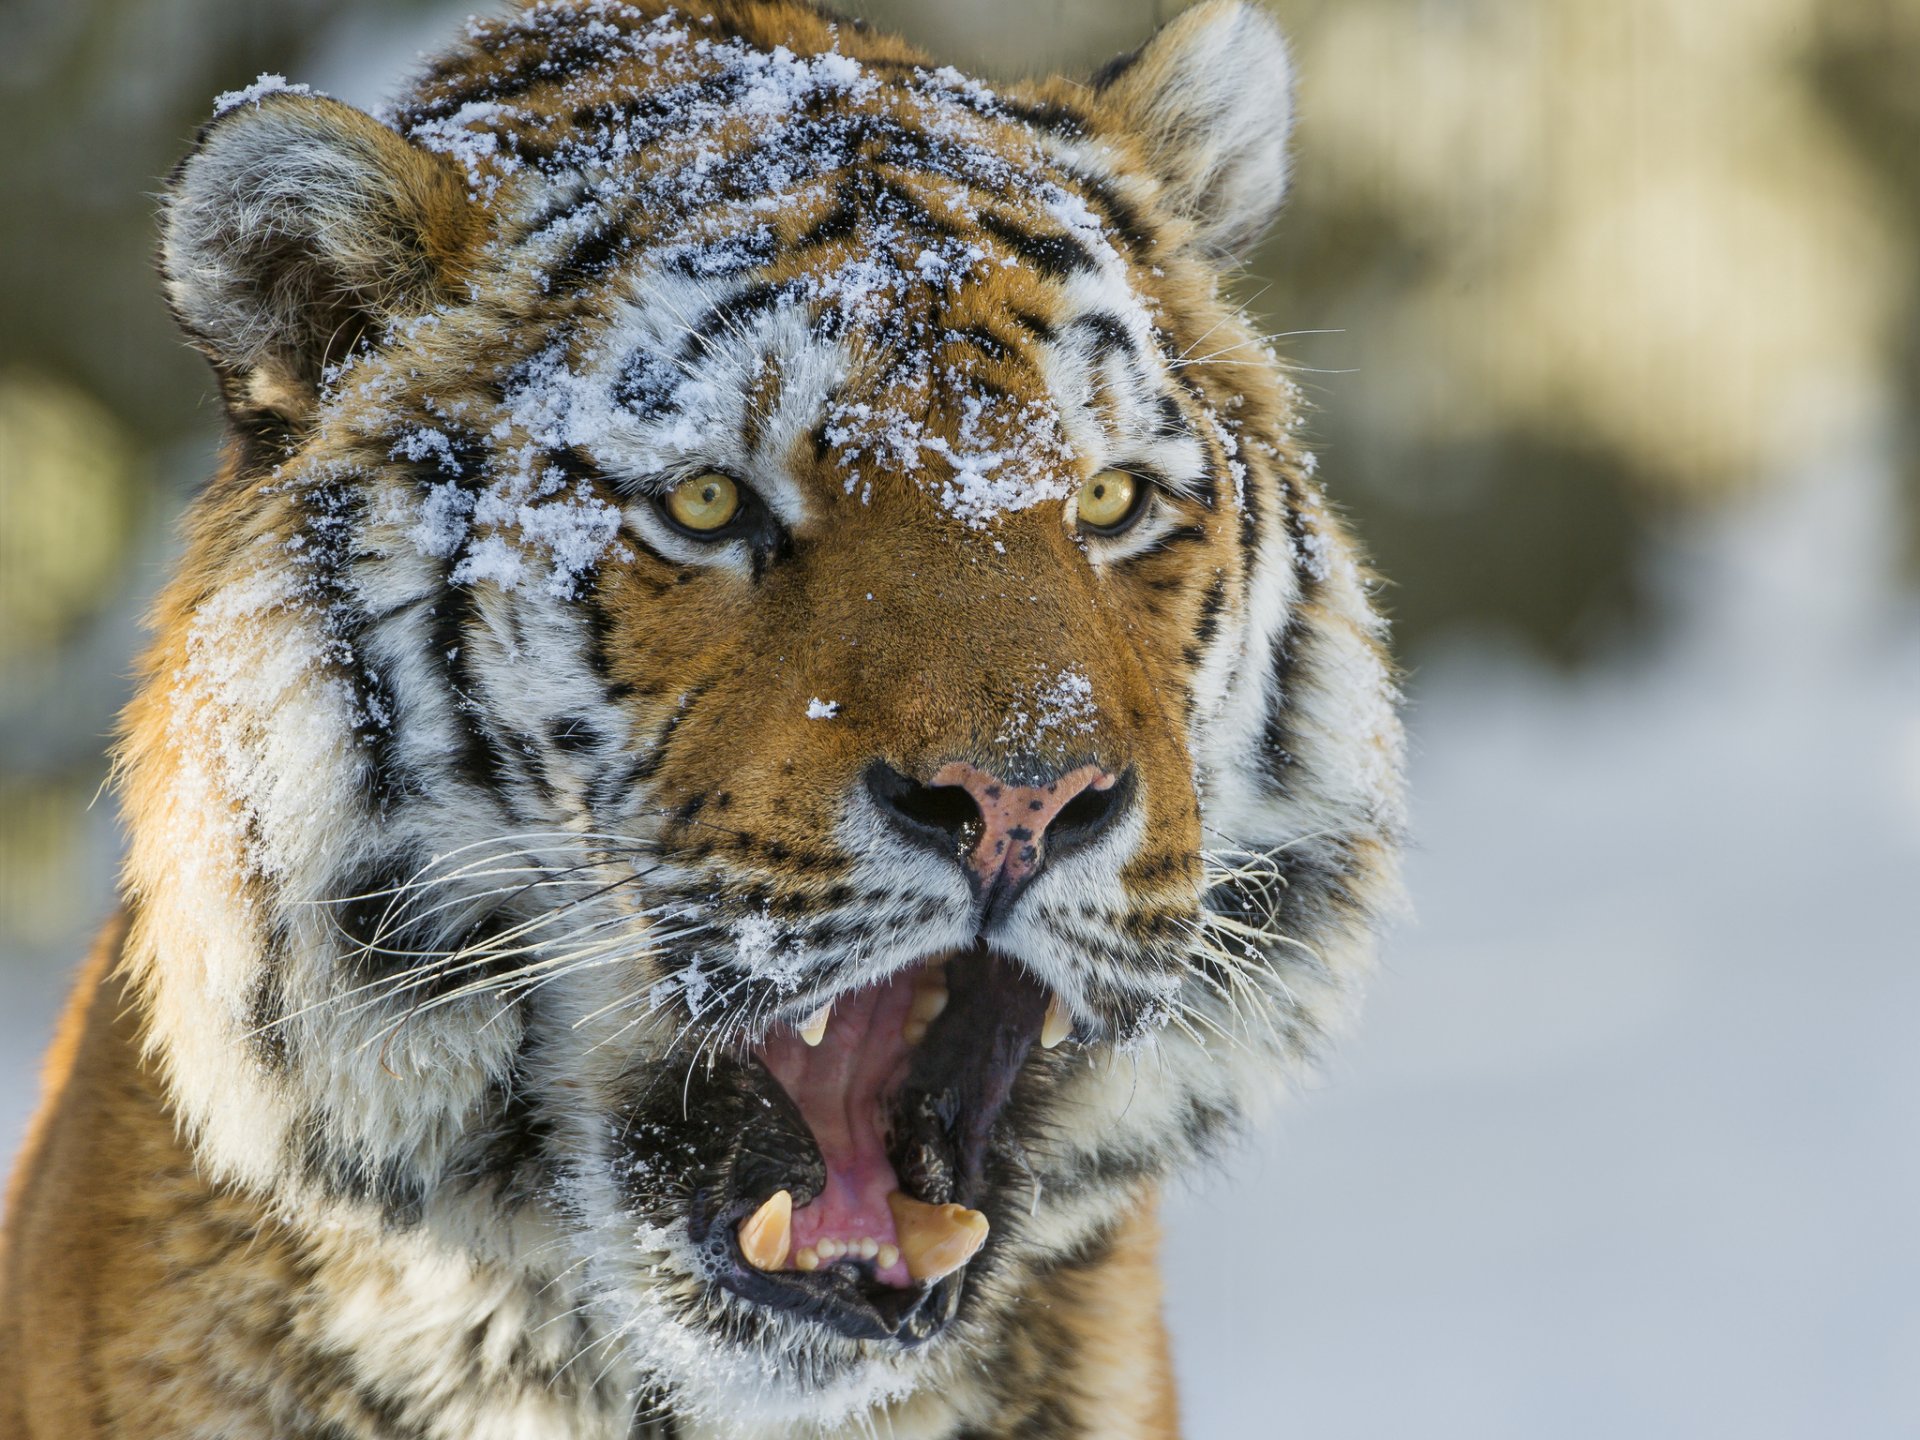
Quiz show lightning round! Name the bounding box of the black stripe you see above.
[548,715,604,754]
[628,678,711,782]
[1067,171,1157,258]
[1261,614,1306,783]
[432,579,513,794]
[1071,311,1136,363]
[1193,573,1229,650]
[943,323,1016,364]
[547,214,634,290]
[581,578,638,701]
[1011,308,1058,343]
[681,281,784,357]
[979,211,1097,278]
[1091,43,1145,90]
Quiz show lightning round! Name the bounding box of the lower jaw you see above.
[694,947,1056,1343]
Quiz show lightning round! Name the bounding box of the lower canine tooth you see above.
[738,1190,792,1272]
[1041,993,1072,1049]
[886,1192,990,1283]
[797,1004,831,1047]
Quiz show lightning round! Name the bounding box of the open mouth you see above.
[697,944,1072,1344]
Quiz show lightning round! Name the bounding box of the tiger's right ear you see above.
[161,90,480,440]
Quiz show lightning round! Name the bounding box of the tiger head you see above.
[130,0,1402,1425]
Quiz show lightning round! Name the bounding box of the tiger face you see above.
[133,0,1402,1425]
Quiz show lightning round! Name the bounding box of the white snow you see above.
[805,698,840,720]
[996,665,1098,749]
[410,99,522,197]
[211,73,312,117]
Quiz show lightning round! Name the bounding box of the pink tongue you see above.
[758,975,917,1287]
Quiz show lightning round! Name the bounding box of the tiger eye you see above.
[1075,470,1140,532]
[663,472,741,533]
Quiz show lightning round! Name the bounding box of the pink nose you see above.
[927,761,1119,889]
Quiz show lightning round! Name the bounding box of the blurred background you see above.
[2,0,1916,1434]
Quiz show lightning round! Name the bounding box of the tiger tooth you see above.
[886,1192,990,1283]
[902,1017,928,1046]
[1041,993,1072,1049]
[908,983,949,1023]
[797,1004,831,1047]
[737,1190,792,1272]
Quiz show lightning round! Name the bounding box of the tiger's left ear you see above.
[1094,0,1295,261]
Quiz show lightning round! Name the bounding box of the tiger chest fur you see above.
[0,2,1403,1436]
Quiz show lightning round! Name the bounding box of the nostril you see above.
[1044,769,1135,857]
[892,784,980,843]
[865,763,984,852]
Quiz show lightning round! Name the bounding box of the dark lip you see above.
[695,946,1050,1344]
[708,1218,962,1344]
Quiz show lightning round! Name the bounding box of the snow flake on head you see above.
[211,73,312,117]
[997,666,1099,750]
[822,386,1077,528]
[382,405,628,600]
[411,100,523,199]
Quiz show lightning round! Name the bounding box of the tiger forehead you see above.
[385,0,1213,525]
[403,0,1085,231]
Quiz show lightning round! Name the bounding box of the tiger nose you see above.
[864,759,1130,893]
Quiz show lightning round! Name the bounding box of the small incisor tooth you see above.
[886,1192,990,1283]
[738,1190,792,1272]
[797,1004,831,1047]
[1041,993,1072,1049]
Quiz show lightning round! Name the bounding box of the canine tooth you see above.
[902,1018,928,1046]
[738,1190,792,1272]
[1041,993,1072,1049]
[795,1247,820,1272]
[908,986,949,1023]
[886,1192,990,1283]
[797,1004,831,1047]
[877,1243,900,1270]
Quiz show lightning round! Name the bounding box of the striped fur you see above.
[1,3,1403,1436]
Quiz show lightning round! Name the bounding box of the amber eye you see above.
[661,472,742,534]
[1074,469,1142,534]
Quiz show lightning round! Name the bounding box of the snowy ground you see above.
[1163,451,1920,1438]
[6,453,1913,1437]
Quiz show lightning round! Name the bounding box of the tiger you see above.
[0,1,1403,1435]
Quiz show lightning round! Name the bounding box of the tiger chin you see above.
[0,2,1403,1436]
